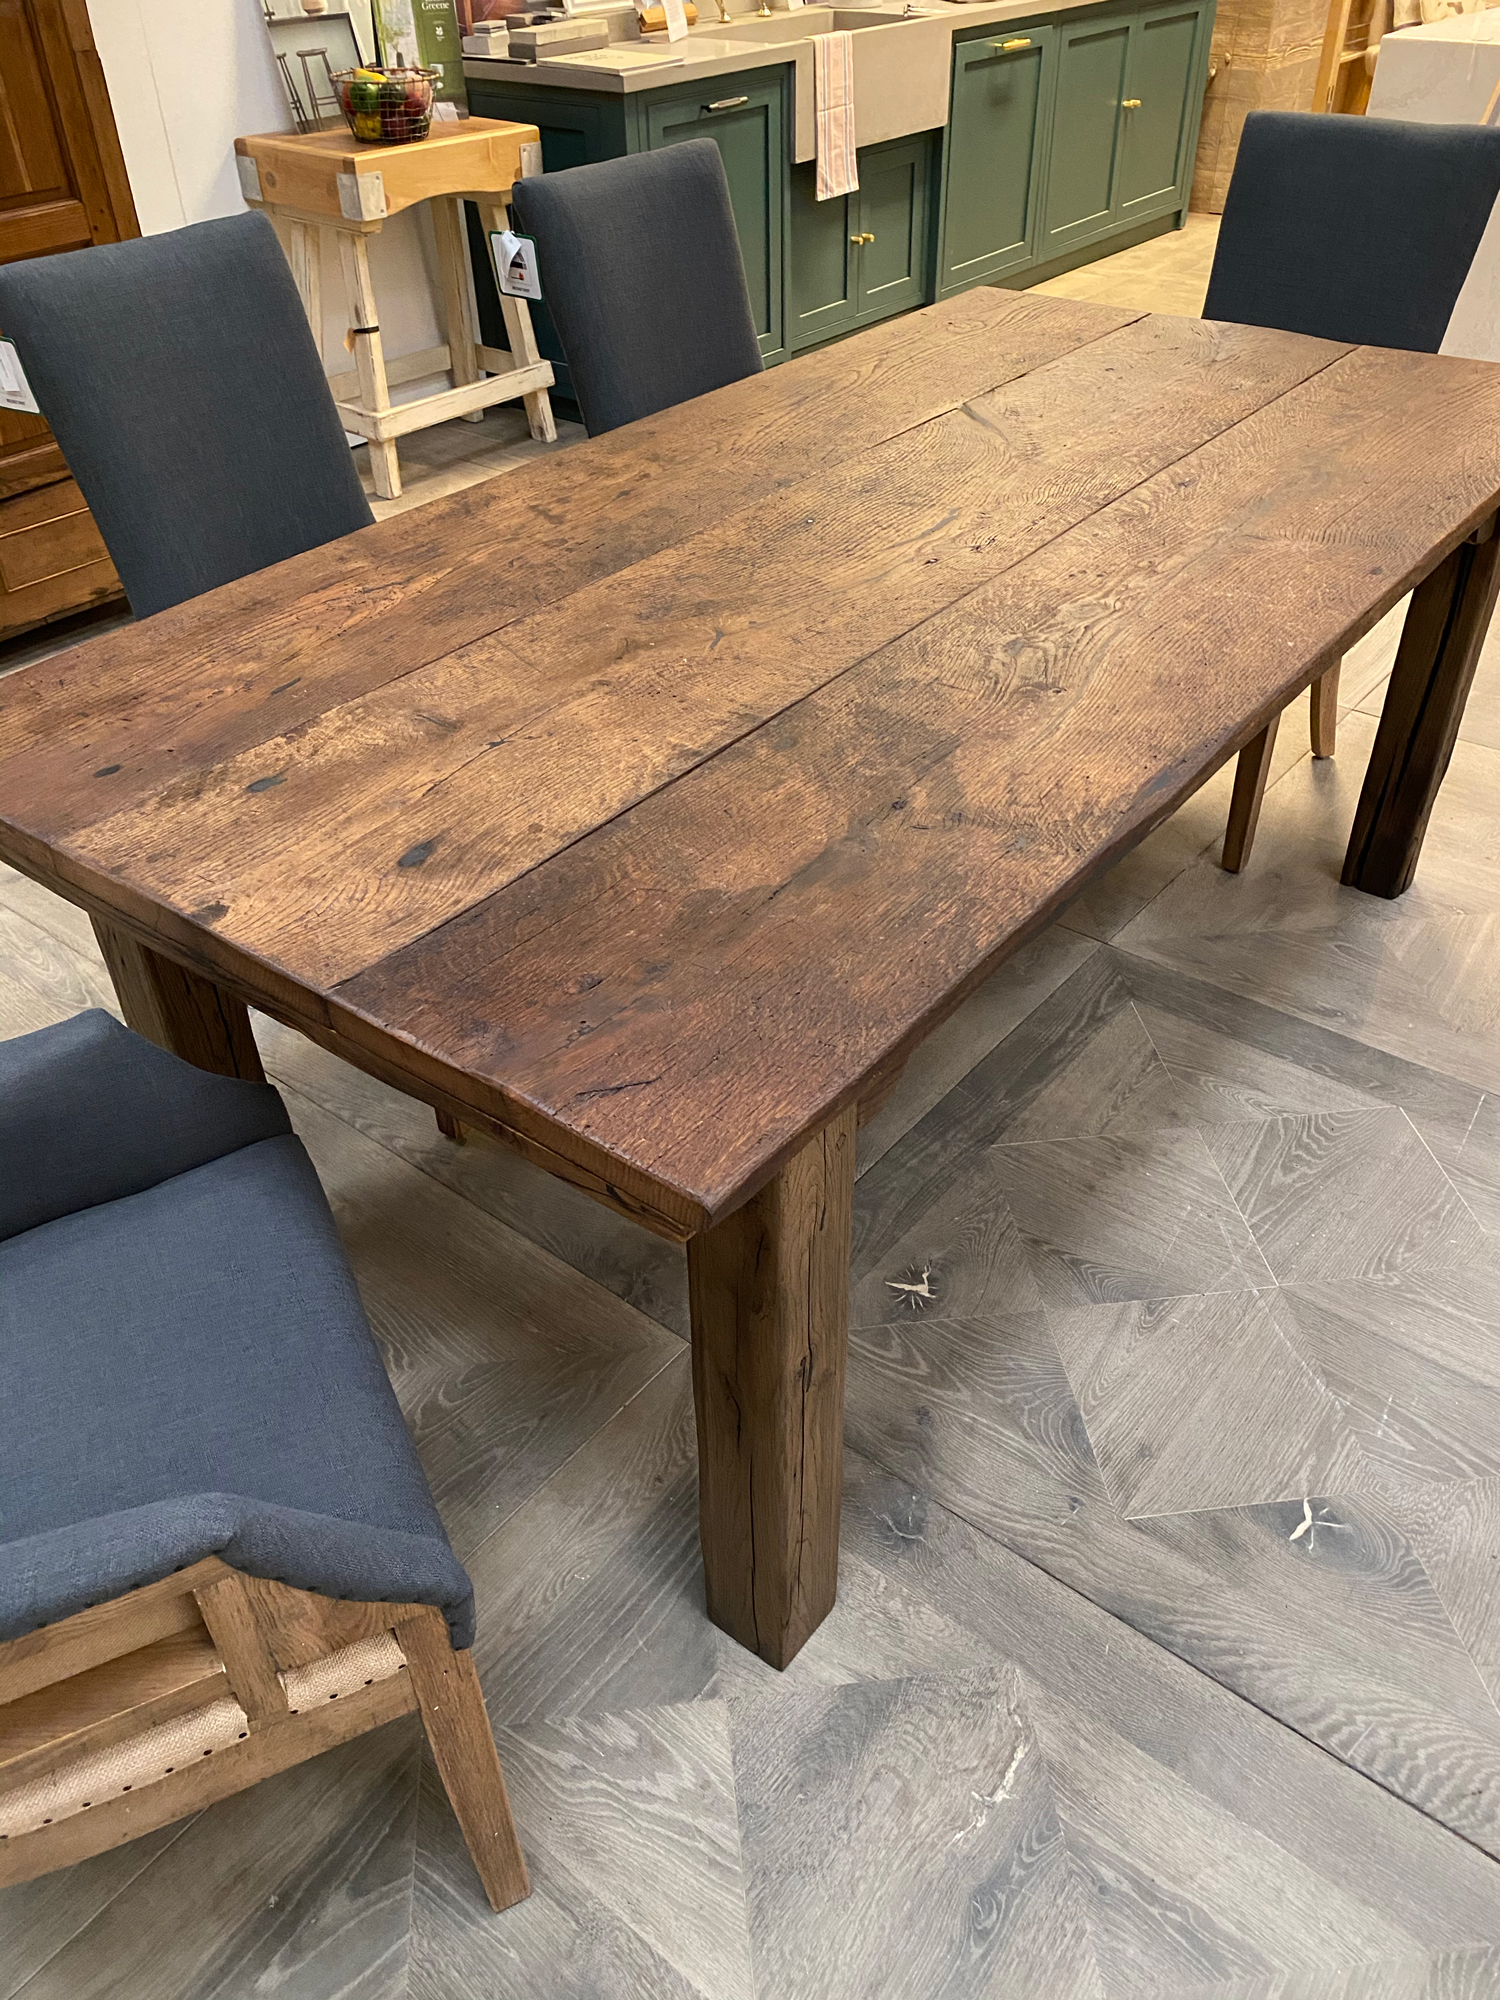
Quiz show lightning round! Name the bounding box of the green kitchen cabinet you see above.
[789,133,934,351]
[644,82,786,363]
[1117,1,1208,222]
[940,0,1213,292]
[463,66,789,390]
[1042,11,1132,254]
[1041,0,1209,259]
[936,26,1054,295]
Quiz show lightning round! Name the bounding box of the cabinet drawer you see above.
[0,478,120,634]
[0,478,112,591]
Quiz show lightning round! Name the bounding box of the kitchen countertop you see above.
[463,0,1124,160]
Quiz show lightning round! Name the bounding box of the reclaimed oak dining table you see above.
[4,290,1498,1670]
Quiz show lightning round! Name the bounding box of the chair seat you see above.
[0,1128,473,1646]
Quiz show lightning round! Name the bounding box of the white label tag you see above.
[519,139,543,178]
[491,229,542,300]
[235,153,263,203]
[0,339,39,415]
[787,0,805,10]
[662,0,688,38]
[432,100,459,121]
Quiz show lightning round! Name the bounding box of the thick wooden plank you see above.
[686,1105,856,1668]
[91,917,264,1080]
[52,317,1350,992]
[237,117,534,222]
[1343,516,1500,898]
[0,292,1136,835]
[338,341,1500,1225]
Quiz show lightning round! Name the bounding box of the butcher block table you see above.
[4,292,1498,1669]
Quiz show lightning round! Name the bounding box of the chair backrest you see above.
[1202,111,1500,353]
[508,140,764,435]
[0,211,373,619]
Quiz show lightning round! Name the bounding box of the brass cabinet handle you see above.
[992,35,1031,47]
[849,230,874,244]
[1121,96,1142,107]
[705,96,748,110]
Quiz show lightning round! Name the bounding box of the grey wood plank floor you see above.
[4,612,1500,1998]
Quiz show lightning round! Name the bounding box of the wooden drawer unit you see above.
[0,477,119,636]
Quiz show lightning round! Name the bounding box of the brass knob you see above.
[1122,97,1142,108]
[850,231,874,244]
[1000,37,1031,48]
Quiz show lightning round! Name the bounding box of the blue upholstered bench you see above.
[0,1011,528,1910]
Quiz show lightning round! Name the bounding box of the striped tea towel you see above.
[813,32,859,200]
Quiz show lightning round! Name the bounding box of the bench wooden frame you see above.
[0,1557,529,1911]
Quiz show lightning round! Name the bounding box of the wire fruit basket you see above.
[333,66,439,145]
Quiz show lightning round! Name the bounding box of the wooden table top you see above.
[5,290,1500,1239]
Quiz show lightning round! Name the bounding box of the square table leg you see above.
[1344,514,1500,898]
[91,919,265,1082]
[686,1102,857,1670]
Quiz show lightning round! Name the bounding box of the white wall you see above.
[87,0,446,378]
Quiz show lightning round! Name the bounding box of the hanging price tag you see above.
[661,0,689,37]
[0,339,39,415]
[491,229,542,301]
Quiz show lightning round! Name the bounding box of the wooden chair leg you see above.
[396,1607,529,1913]
[1311,660,1340,758]
[1221,711,1281,873]
[435,1109,466,1142]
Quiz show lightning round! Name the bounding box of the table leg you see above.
[1344,515,1500,898]
[92,919,265,1081]
[430,197,485,424]
[336,229,402,500]
[478,196,557,445]
[686,1102,856,1670]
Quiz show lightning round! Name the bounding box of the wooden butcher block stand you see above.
[235,117,554,498]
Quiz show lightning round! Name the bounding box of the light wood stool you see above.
[234,118,555,500]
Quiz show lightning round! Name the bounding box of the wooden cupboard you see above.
[0,0,136,638]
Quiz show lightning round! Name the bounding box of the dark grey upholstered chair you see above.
[1201,111,1500,873]
[0,212,373,620]
[508,139,763,435]
[0,1011,528,1911]
[1203,111,1500,352]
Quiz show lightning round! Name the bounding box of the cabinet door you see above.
[855,136,931,320]
[1042,14,1130,255]
[940,29,1052,292]
[1117,2,1205,221]
[789,164,856,350]
[646,83,785,364]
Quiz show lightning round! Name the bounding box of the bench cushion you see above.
[0,1009,290,1242]
[0,1129,474,1647]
